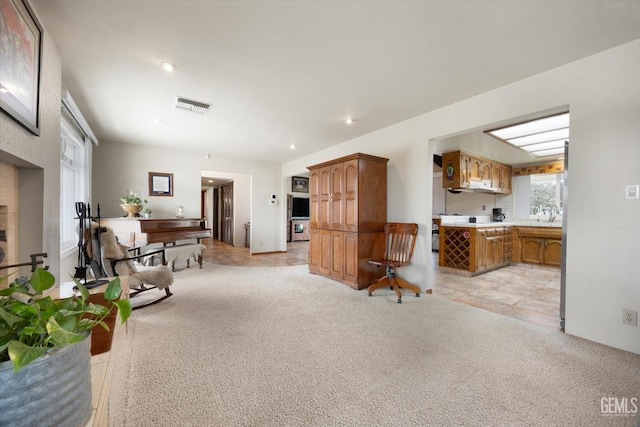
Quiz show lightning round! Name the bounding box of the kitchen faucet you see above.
[548,205,558,222]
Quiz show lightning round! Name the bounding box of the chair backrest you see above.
[383,222,418,265]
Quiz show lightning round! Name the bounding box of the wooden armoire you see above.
[307,153,388,290]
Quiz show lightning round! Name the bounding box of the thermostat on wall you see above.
[626,184,639,200]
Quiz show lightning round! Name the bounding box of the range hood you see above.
[446,180,499,194]
[469,180,498,192]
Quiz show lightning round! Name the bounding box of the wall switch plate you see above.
[623,309,637,326]
[625,184,639,199]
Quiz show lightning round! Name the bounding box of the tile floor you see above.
[201,238,561,329]
[201,238,309,267]
[431,252,562,330]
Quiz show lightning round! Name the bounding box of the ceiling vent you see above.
[175,97,210,115]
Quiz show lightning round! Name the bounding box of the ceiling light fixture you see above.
[162,61,176,72]
[485,112,569,158]
[290,144,296,150]
[345,118,353,125]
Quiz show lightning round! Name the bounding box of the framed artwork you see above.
[149,172,173,196]
[292,176,309,193]
[0,0,43,135]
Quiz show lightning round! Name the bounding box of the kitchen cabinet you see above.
[308,153,388,289]
[491,161,512,194]
[515,226,562,266]
[441,224,512,275]
[483,228,506,270]
[441,150,512,194]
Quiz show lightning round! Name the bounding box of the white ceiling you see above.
[31,1,640,165]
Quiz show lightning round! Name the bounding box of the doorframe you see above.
[428,107,568,330]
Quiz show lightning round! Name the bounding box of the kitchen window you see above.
[513,173,564,220]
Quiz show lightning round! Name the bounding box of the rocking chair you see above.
[86,223,174,309]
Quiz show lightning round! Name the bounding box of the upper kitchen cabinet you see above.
[442,150,511,194]
[491,161,512,194]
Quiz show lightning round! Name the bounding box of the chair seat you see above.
[368,259,410,268]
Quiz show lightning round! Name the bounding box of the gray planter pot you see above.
[0,334,93,427]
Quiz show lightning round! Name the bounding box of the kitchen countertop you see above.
[439,221,515,228]
[435,215,562,228]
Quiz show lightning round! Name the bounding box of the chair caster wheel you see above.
[389,286,393,290]
[368,292,373,297]
[416,293,420,297]
[397,299,402,304]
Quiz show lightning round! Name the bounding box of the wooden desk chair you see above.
[368,222,420,303]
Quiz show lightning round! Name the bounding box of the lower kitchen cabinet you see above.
[441,225,512,275]
[515,227,562,267]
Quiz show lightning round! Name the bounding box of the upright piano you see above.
[100,218,211,247]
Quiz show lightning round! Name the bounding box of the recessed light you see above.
[290,144,296,150]
[207,180,214,183]
[205,153,211,159]
[345,118,353,125]
[161,61,176,72]
[154,118,163,124]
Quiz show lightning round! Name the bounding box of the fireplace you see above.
[0,160,45,285]
[0,162,19,274]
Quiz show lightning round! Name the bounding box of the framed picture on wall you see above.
[292,176,309,193]
[0,0,43,135]
[149,172,173,196]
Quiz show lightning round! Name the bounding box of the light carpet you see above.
[110,263,640,426]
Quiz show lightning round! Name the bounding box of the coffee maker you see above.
[493,208,506,222]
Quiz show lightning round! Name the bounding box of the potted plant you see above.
[0,268,132,427]
[143,207,152,219]
[119,190,147,218]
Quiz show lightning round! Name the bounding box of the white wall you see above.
[0,15,62,279]
[284,39,640,354]
[92,140,283,254]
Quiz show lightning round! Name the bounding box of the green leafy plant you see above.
[0,268,132,373]
[120,194,147,205]
[144,207,152,214]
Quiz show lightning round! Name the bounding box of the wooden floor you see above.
[200,239,561,329]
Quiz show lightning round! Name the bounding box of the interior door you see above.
[212,188,219,240]
[221,182,234,245]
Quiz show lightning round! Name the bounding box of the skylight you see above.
[485,112,569,158]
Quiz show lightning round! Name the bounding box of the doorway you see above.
[430,108,568,330]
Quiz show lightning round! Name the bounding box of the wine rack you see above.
[442,227,471,270]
